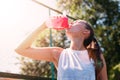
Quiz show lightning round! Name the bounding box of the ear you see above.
[83,30,90,38]
[83,30,90,34]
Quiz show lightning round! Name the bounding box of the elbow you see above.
[15,48,25,55]
[15,48,22,55]
[15,47,30,56]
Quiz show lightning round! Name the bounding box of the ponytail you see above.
[90,37,103,69]
[85,37,103,79]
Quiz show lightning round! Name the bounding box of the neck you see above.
[70,38,86,50]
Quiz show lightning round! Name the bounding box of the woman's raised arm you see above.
[15,22,63,62]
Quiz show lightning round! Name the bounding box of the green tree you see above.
[57,0,120,80]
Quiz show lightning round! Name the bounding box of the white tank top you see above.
[57,48,95,80]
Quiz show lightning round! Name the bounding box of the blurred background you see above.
[0,0,120,80]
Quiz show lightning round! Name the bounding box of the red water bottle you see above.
[46,16,70,30]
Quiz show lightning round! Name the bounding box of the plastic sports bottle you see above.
[46,15,70,30]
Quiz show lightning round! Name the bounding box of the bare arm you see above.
[15,22,63,62]
[98,54,108,80]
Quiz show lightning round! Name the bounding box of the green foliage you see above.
[18,57,52,77]
[109,63,120,80]
[34,29,69,48]
[57,0,120,79]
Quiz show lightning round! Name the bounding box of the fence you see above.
[0,72,56,80]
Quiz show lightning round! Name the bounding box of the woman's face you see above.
[66,21,87,37]
[66,21,90,38]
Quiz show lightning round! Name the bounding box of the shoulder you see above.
[100,53,106,63]
[51,47,64,52]
[51,47,64,56]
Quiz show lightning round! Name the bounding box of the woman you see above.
[15,17,108,80]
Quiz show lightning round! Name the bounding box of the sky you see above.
[0,0,57,73]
